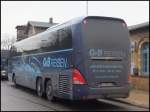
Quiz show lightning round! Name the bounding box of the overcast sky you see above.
[1,1,149,40]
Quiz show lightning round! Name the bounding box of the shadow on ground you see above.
[8,82,125,111]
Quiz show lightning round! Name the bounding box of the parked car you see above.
[1,70,8,80]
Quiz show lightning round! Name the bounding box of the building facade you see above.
[16,18,57,41]
[128,22,149,91]
[16,25,27,41]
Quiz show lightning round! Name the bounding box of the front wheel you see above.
[46,80,56,101]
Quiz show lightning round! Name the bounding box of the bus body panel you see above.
[11,49,73,90]
[70,17,130,100]
[72,84,129,100]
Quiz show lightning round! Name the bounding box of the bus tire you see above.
[36,78,43,97]
[46,80,55,102]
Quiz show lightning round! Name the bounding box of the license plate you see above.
[100,82,114,87]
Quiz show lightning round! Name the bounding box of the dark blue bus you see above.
[9,16,131,101]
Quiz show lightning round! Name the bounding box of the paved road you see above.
[1,80,149,111]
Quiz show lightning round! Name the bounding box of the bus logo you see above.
[89,49,103,57]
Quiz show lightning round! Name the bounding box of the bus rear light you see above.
[72,69,86,84]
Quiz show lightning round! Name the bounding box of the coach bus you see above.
[8,16,131,101]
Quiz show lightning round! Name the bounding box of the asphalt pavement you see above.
[1,80,149,111]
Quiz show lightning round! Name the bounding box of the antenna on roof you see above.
[86,1,88,16]
[49,18,53,24]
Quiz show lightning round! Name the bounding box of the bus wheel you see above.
[36,78,43,97]
[46,80,55,101]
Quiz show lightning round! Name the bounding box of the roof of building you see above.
[16,25,27,29]
[128,21,149,31]
[28,21,58,28]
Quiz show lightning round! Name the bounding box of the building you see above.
[128,21,149,91]
[16,25,27,41]
[16,18,58,41]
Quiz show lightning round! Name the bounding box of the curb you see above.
[110,98,149,109]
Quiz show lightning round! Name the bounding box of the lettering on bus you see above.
[89,48,126,57]
[89,64,123,73]
[43,57,68,68]
[89,49,103,57]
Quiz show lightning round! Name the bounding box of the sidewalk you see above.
[114,89,149,109]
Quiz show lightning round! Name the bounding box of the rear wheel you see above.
[46,80,56,101]
[36,78,43,97]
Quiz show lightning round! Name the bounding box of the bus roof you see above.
[71,16,125,24]
[46,16,125,31]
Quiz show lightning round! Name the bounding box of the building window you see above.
[141,42,149,76]
[130,41,136,75]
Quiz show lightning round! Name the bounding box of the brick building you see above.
[16,18,57,41]
[128,22,149,91]
[16,25,27,41]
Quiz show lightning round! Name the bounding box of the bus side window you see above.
[41,30,60,52]
[50,31,60,51]
[58,27,72,50]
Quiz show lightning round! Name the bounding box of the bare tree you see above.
[1,34,16,50]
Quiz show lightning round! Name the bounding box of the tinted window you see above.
[58,27,72,49]
[11,26,73,55]
[41,30,59,52]
[82,19,129,50]
[42,26,72,52]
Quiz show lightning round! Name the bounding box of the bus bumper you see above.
[72,84,130,100]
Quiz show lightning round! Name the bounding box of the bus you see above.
[8,16,131,101]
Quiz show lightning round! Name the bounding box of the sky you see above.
[1,1,149,40]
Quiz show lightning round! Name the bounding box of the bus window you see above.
[58,27,72,49]
[41,30,59,52]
